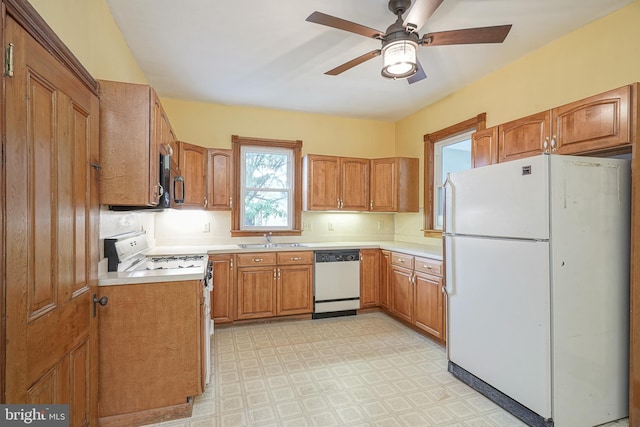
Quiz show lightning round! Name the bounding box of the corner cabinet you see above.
[370,158,419,212]
[496,84,634,163]
[207,149,233,210]
[178,141,208,208]
[98,80,175,206]
[360,249,380,308]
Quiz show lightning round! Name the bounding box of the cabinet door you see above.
[99,80,157,206]
[414,272,444,342]
[210,255,234,323]
[370,158,397,211]
[277,265,313,315]
[380,251,391,309]
[179,142,208,208]
[340,157,370,211]
[304,155,340,210]
[553,85,631,155]
[498,111,550,163]
[472,127,498,168]
[207,149,233,210]
[390,266,413,323]
[360,249,380,308]
[236,267,277,319]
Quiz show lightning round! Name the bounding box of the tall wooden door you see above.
[4,15,99,426]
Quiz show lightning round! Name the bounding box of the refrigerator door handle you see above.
[443,176,455,234]
[443,235,454,361]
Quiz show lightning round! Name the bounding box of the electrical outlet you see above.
[303,221,313,231]
[203,222,210,233]
[328,222,334,231]
[377,220,384,231]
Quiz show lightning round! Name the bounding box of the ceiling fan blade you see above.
[421,25,512,46]
[325,50,382,76]
[407,58,427,84]
[306,11,384,39]
[403,0,444,32]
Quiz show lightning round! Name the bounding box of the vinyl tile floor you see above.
[145,312,629,427]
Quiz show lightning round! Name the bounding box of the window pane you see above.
[244,151,289,189]
[243,191,289,227]
[441,139,471,183]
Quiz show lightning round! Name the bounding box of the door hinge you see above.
[4,43,14,77]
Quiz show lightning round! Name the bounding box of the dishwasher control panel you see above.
[314,250,360,263]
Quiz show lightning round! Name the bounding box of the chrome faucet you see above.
[264,232,273,244]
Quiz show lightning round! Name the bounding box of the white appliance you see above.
[313,250,361,318]
[444,154,630,427]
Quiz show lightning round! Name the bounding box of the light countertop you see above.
[98,240,442,286]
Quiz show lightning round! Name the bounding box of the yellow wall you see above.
[161,98,395,157]
[28,0,146,83]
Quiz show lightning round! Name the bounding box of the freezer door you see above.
[444,155,549,239]
[445,235,551,419]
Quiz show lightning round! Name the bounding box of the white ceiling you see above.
[105,0,633,121]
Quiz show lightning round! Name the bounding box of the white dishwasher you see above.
[313,249,360,319]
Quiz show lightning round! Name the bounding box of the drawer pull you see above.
[253,258,263,262]
[423,265,432,269]
[398,259,405,263]
[290,257,302,261]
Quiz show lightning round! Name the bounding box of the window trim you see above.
[231,135,302,237]
[423,113,486,237]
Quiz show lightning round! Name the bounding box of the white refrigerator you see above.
[444,154,630,427]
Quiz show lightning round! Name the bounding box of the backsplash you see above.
[100,208,441,248]
[152,210,396,246]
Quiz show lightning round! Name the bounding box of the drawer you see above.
[236,252,277,267]
[414,257,443,276]
[277,251,314,265]
[391,252,414,269]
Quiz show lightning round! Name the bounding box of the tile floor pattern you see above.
[145,312,630,427]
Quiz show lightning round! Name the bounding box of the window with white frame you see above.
[239,145,294,231]
[432,130,473,230]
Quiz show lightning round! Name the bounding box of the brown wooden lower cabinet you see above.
[236,251,314,320]
[384,251,445,344]
[210,254,234,323]
[360,249,380,308]
[98,280,203,425]
[380,250,391,309]
[390,264,414,323]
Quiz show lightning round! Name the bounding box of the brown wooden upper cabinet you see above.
[471,127,499,168]
[304,155,419,212]
[99,80,176,206]
[207,149,233,210]
[303,155,370,211]
[370,157,419,212]
[496,84,633,163]
[178,141,208,208]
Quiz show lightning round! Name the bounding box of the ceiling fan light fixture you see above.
[381,39,418,79]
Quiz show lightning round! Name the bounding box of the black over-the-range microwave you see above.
[109,153,184,211]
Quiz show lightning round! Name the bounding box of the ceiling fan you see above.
[306,0,512,84]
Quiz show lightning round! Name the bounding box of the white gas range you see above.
[103,231,214,386]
